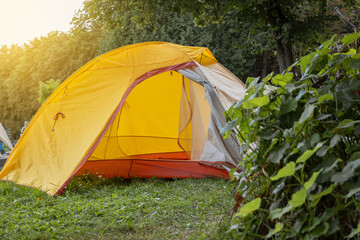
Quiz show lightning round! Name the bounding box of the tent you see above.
[0,123,13,150]
[0,42,246,195]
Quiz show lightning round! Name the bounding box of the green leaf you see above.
[296,89,307,101]
[321,207,337,222]
[271,72,293,86]
[289,188,307,208]
[302,217,322,233]
[316,145,329,157]
[331,159,360,184]
[336,79,360,107]
[266,222,283,238]
[316,39,332,53]
[331,53,350,66]
[341,122,359,136]
[239,143,247,154]
[265,138,279,154]
[330,134,341,148]
[258,129,279,140]
[271,162,296,181]
[310,133,321,148]
[262,72,274,83]
[241,95,270,109]
[229,168,237,181]
[337,119,359,130]
[298,104,315,124]
[296,142,323,163]
[304,54,331,76]
[341,32,360,45]
[345,186,360,198]
[350,59,360,70]
[327,218,341,236]
[234,97,246,108]
[280,110,301,129]
[269,205,292,220]
[318,93,333,103]
[235,198,261,217]
[279,97,298,115]
[309,222,330,238]
[220,119,237,136]
[346,223,360,238]
[292,217,306,234]
[304,171,321,189]
[268,142,290,164]
[285,83,296,93]
[322,158,340,174]
[315,114,331,121]
[247,76,260,90]
[310,184,335,200]
[239,118,251,134]
[300,52,316,75]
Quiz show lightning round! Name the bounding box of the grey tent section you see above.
[178,62,246,169]
[0,123,13,150]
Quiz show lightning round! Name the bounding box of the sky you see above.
[0,0,85,46]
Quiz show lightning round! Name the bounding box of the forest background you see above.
[0,0,359,138]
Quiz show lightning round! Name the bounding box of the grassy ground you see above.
[0,175,235,239]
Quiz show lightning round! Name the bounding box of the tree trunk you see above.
[267,3,294,73]
[284,42,294,70]
[275,38,294,73]
[261,50,268,79]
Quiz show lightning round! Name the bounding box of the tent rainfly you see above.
[0,42,246,195]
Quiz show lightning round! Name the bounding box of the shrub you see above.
[223,33,360,239]
[38,79,61,105]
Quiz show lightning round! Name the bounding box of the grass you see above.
[0,175,235,239]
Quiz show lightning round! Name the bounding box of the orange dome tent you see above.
[0,42,246,195]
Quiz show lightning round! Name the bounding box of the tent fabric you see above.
[177,66,243,167]
[0,123,12,150]
[0,42,246,195]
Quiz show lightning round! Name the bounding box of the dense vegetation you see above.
[0,30,101,136]
[0,176,234,239]
[223,33,360,238]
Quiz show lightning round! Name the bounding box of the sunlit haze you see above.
[0,0,85,46]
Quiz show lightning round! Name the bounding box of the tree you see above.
[38,79,61,105]
[169,0,359,72]
[0,45,24,132]
[0,30,103,137]
[72,0,261,79]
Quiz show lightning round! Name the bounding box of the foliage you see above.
[171,0,359,72]
[74,0,258,80]
[223,33,360,238]
[0,45,23,134]
[0,177,234,239]
[38,79,61,105]
[0,30,102,138]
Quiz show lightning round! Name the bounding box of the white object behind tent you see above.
[0,123,13,150]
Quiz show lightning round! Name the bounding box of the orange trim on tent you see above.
[56,61,197,195]
[120,151,189,160]
[88,152,189,161]
[76,159,229,179]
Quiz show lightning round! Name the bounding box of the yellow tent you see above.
[0,42,246,195]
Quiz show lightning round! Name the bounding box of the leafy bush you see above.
[223,33,360,239]
[38,79,61,105]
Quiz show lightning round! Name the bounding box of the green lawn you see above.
[0,175,235,239]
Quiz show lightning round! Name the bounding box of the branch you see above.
[334,7,360,32]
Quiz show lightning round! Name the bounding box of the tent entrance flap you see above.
[88,70,211,164]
